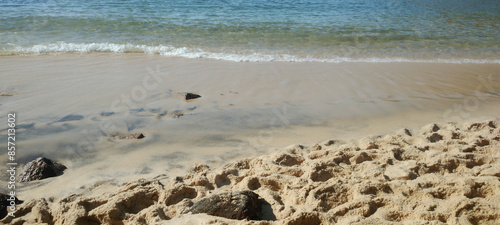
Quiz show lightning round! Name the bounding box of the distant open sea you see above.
[1,0,499,62]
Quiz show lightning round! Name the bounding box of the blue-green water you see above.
[1,0,499,62]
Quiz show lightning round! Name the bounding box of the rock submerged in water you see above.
[19,157,66,183]
[116,133,145,140]
[183,92,201,101]
[0,194,23,219]
[190,191,262,220]
[172,112,184,118]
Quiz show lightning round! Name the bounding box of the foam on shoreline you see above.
[2,42,500,63]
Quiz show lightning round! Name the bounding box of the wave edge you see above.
[2,42,499,64]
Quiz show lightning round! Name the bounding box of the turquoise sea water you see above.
[1,0,499,62]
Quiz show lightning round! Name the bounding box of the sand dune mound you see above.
[2,120,499,225]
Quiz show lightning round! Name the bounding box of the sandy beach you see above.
[0,54,499,224]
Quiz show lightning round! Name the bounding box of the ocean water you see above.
[0,0,499,62]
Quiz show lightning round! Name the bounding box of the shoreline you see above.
[2,52,500,64]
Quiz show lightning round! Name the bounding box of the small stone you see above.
[423,124,440,133]
[190,191,262,220]
[184,93,201,101]
[487,121,497,128]
[395,128,412,137]
[19,157,67,182]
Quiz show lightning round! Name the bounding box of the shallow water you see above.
[1,0,499,62]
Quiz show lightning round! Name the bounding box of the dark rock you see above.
[0,193,23,219]
[116,133,145,140]
[184,93,201,101]
[190,191,262,220]
[19,157,67,183]
[429,124,440,132]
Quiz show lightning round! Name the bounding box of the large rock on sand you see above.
[190,191,262,220]
[19,157,67,182]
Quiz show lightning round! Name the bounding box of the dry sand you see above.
[0,54,499,224]
[1,120,499,224]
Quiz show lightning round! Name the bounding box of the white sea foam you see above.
[4,42,500,64]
